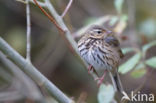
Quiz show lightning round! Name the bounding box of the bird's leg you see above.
[88,65,93,74]
[95,70,107,87]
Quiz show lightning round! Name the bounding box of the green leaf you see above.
[118,53,141,74]
[142,41,156,54]
[98,84,115,103]
[131,68,146,78]
[131,63,146,78]
[114,0,124,13]
[121,47,135,54]
[145,57,156,68]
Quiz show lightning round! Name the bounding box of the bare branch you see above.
[0,91,23,101]
[29,0,46,7]
[0,52,45,102]
[26,0,31,62]
[43,0,99,81]
[16,0,46,7]
[0,37,75,103]
[61,0,73,18]
[33,0,65,33]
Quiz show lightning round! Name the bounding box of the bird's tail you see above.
[109,70,123,93]
[109,70,130,101]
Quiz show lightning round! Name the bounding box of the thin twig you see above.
[0,37,74,103]
[26,0,98,96]
[33,0,76,54]
[29,0,125,100]
[34,0,99,82]
[33,0,65,33]
[61,0,73,18]
[26,0,31,62]
[16,0,46,7]
[29,0,46,7]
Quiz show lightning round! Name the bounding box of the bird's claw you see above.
[88,65,93,74]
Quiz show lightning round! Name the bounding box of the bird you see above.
[78,25,124,92]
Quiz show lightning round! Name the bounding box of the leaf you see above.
[121,47,135,54]
[98,84,115,103]
[139,18,156,38]
[118,53,141,74]
[131,69,146,78]
[114,0,124,13]
[145,57,156,68]
[131,63,146,78]
[142,41,156,54]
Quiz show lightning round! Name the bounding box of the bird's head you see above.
[86,25,112,39]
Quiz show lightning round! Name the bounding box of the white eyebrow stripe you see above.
[93,29,102,32]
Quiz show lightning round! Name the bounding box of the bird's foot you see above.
[87,65,93,74]
[95,77,105,87]
[95,70,107,87]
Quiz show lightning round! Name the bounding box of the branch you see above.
[35,1,128,101]
[33,0,76,55]
[30,0,99,82]
[0,52,45,103]
[33,0,65,33]
[61,0,73,18]
[16,0,46,7]
[26,0,31,62]
[0,37,74,103]
[44,0,99,79]
[29,0,46,7]
[18,0,99,89]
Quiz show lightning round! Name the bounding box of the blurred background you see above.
[0,0,156,103]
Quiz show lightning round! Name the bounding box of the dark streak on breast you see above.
[97,54,105,64]
[98,47,107,55]
[79,48,88,53]
[81,51,88,57]
[78,42,85,48]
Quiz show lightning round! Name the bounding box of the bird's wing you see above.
[104,35,120,47]
[104,35,124,58]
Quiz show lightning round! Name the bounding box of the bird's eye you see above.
[97,30,102,34]
[93,29,102,34]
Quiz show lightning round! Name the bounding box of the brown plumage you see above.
[78,25,124,92]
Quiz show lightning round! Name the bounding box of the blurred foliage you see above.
[145,57,156,68]
[119,41,156,77]
[114,0,124,14]
[98,84,115,103]
[119,52,141,74]
[139,18,156,39]
[5,27,26,55]
[84,17,97,26]
[130,63,146,78]
[142,40,156,55]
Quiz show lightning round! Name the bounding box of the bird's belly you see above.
[82,48,113,72]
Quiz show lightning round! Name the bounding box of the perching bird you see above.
[78,25,124,92]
